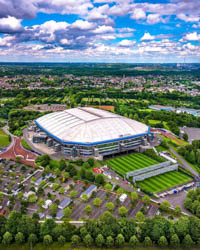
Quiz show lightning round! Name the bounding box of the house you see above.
[58,197,72,209]
[81,185,97,199]
[119,194,127,203]
[56,210,63,220]
[42,200,52,209]
[35,177,44,186]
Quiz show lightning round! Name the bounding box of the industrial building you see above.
[31,107,152,158]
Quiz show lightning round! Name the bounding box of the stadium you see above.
[30,107,152,158]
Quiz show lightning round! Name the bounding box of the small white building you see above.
[42,199,52,209]
[119,194,127,203]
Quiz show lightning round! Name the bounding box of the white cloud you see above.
[0,16,22,33]
[71,20,95,30]
[141,32,155,41]
[93,25,114,34]
[131,8,146,20]
[181,32,200,41]
[177,14,199,22]
[118,39,135,47]
[146,14,164,24]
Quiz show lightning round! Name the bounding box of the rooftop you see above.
[35,107,149,145]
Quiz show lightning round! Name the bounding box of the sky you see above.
[0,0,200,63]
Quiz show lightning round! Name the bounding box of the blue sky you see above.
[0,0,200,62]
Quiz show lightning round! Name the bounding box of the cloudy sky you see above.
[0,0,200,62]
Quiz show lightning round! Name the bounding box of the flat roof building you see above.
[32,107,151,158]
[149,105,173,111]
[58,197,72,209]
[81,185,97,199]
[56,210,63,220]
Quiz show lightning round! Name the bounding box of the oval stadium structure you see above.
[32,107,151,158]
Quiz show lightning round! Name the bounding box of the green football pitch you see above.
[105,153,158,176]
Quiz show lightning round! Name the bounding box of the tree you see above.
[17,192,24,201]
[82,194,88,202]
[15,232,24,244]
[142,195,150,206]
[83,234,93,247]
[106,202,115,211]
[59,187,65,194]
[118,206,128,217]
[70,190,77,199]
[131,192,138,205]
[87,158,95,167]
[135,211,145,223]
[27,194,37,203]
[170,234,180,247]
[83,162,90,169]
[104,183,112,192]
[117,188,124,195]
[84,205,92,215]
[93,197,102,207]
[43,234,53,246]
[38,199,45,208]
[115,233,125,247]
[2,232,12,245]
[174,205,182,216]
[49,204,58,216]
[183,234,194,247]
[106,236,114,247]
[183,133,188,142]
[80,168,86,179]
[95,234,104,247]
[158,236,168,247]
[52,183,59,191]
[160,200,171,212]
[62,172,69,182]
[30,176,36,183]
[95,174,104,185]
[71,235,80,246]
[63,207,72,217]
[129,235,139,248]
[143,236,152,247]
[85,170,95,182]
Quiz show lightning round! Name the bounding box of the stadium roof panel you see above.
[35,107,149,145]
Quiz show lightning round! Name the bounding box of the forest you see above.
[0,211,199,248]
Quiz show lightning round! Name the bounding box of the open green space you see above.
[21,138,32,151]
[105,153,158,176]
[0,129,10,147]
[138,170,192,193]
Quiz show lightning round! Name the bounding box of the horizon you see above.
[0,0,200,62]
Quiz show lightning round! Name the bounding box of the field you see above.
[105,153,158,176]
[0,129,10,147]
[138,170,192,193]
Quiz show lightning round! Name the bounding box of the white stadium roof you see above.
[34,107,149,145]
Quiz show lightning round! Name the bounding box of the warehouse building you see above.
[31,107,152,158]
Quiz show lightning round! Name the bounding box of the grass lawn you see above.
[138,170,192,193]
[0,128,7,136]
[105,153,158,176]
[21,138,32,151]
[0,129,10,147]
